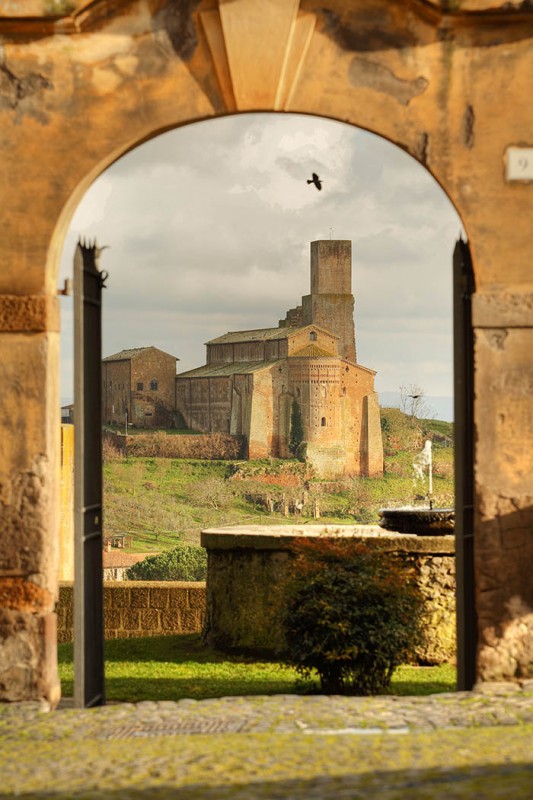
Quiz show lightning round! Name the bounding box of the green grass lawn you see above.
[58,634,456,702]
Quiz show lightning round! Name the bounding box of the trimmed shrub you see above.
[126,544,207,581]
[282,538,424,695]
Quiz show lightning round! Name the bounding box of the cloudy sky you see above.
[59,113,462,420]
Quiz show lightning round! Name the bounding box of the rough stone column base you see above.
[0,608,60,705]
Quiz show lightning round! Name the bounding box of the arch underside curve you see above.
[0,0,531,704]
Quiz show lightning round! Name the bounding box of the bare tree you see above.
[399,383,434,421]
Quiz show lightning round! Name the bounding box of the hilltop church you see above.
[175,240,383,478]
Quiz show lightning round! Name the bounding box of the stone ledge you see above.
[201,525,456,555]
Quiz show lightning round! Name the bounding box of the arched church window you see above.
[321,417,327,426]
[150,379,158,391]
[309,331,317,341]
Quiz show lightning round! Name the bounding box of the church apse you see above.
[175,240,384,478]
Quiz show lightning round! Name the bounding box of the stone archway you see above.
[0,0,531,704]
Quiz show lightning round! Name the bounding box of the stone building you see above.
[176,240,383,478]
[102,346,178,428]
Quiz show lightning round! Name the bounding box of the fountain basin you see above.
[202,525,456,664]
[378,507,455,536]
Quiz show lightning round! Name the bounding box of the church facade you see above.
[175,240,383,478]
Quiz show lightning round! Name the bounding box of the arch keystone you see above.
[200,0,315,112]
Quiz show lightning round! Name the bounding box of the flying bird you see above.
[307,172,322,191]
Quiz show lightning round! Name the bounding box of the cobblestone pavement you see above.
[1,683,532,799]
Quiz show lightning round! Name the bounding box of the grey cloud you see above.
[60,113,461,403]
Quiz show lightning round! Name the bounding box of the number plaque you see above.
[506,147,533,181]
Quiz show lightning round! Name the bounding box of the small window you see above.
[321,417,326,427]
[309,331,317,341]
[150,379,158,391]
[137,382,144,391]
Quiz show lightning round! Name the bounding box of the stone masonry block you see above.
[139,608,160,631]
[0,608,60,705]
[149,587,169,610]
[103,585,114,610]
[129,587,150,608]
[104,607,122,630]
[110,586,131,608]
[180,609,204,632]
[169,587,189,608]
[60,604,73,629]
[58,583,73,611]
[122,609,140,630]
[0,295,59,333]
[160,609,182,631]
[188,589,207,614]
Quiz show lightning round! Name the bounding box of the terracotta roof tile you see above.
[177,361,274,378]
[102,551,152,568]
[103,346,178,362]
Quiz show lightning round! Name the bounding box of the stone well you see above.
[201,525,456,665]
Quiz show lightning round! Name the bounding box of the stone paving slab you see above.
[0,685,532,798]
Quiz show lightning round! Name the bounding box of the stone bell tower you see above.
[302,240,357,362]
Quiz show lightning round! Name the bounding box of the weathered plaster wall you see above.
[472,322,533,680]
[0,0,531,700]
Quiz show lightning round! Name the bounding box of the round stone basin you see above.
[201,525,456,662]
[378,508,455,536]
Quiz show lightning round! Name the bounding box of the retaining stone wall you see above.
[57,581,205,643]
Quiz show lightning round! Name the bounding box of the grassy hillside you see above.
[103,409,454,552]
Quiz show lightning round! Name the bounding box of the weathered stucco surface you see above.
[0,0,532,701]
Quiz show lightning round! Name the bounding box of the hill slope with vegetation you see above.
[103,408,454,553]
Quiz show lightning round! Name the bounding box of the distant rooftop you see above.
[206,324,339,346]
[103,346,179,362]
[102,550,150,569]
[206,327,296,345]
[177,361,274,379]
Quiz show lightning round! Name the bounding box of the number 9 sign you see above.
[507,147,533,180]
